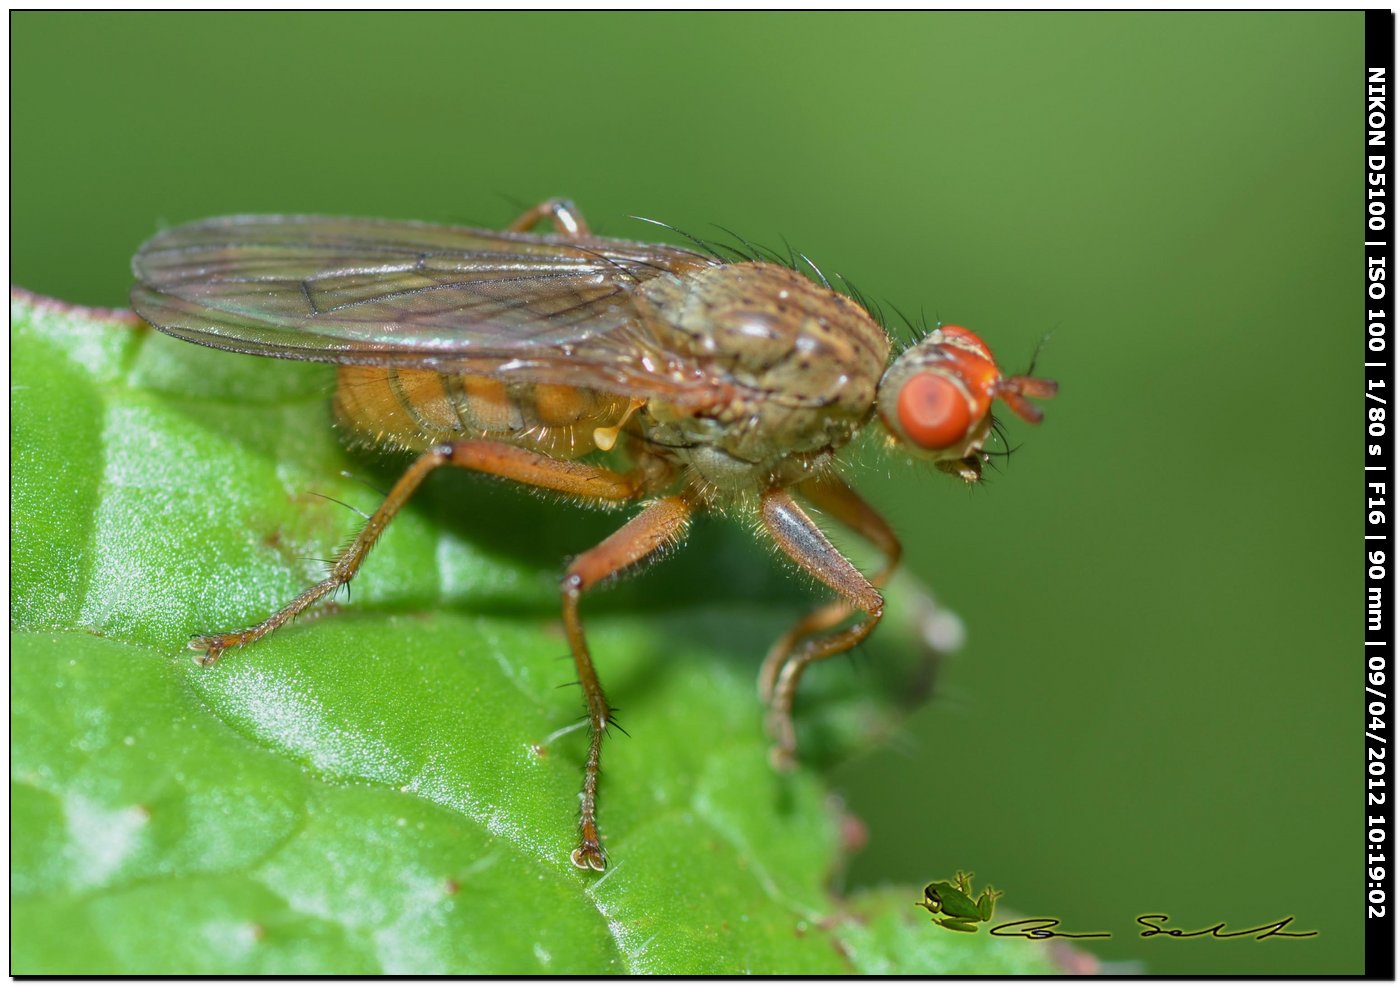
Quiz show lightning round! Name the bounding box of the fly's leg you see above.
[506,197,591,237]
[561,495,692,871]
[191,440,644,665]
[759,488,884,770]
[757,474,900,704]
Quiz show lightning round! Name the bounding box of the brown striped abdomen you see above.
[333,366,632,459]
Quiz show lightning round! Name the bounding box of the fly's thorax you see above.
[635,262,891,493]
[333,366,632,459]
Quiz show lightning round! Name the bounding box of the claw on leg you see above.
[560,496,692,873]
[180,440,655,870]
[571,842,607,872]
[189,636,224,667]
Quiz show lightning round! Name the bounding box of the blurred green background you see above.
[13,11,1361,974]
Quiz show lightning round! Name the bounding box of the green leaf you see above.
[11,288,1069,974]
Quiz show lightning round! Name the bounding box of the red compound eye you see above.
[896,372,971,450]
[939,325,993,361]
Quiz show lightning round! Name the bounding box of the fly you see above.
[130,198,1057,872]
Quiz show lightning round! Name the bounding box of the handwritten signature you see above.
[988,915,1318,941]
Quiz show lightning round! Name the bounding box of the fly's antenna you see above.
[994,374,1058,424]
[1026,328,1056,377]
[992,329,1059,424]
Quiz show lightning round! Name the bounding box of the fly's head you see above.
[876,325,1057,482]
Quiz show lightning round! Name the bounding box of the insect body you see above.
[130,199,1056,871]
[917,872,1003,932]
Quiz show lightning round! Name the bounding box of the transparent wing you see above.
[130,214,722,397]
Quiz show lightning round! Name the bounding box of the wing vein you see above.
[130,214,722,403]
